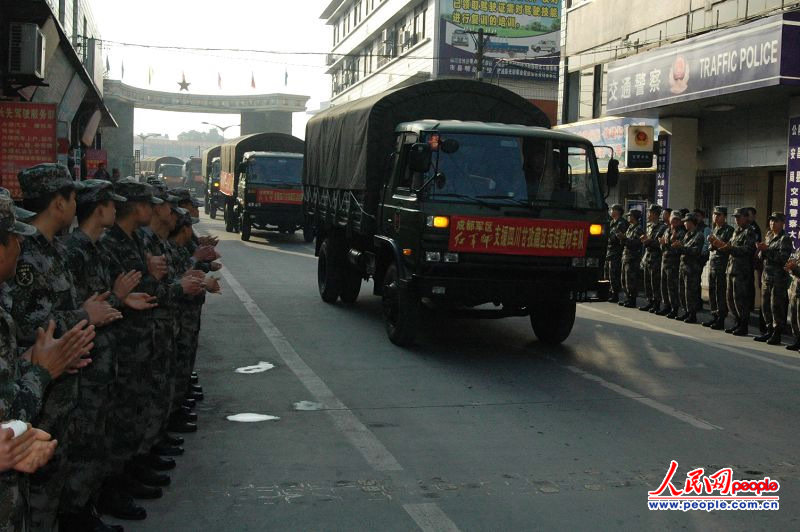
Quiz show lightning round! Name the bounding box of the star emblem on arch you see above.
[178,72,191,91]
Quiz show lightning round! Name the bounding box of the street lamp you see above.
[202,121,240,141]
[137,133,156,157]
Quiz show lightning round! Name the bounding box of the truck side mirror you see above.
[237,162,247,174]
[607,158,620,188]
[408,143,432,173]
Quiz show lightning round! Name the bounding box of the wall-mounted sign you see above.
[655,134,671,209]
[785,116,800,248]
[0,102,57,199]
[555,116,659,171]
[625,125,654,168]
[606,13,800,114]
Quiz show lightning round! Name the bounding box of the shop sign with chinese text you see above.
[448,216,589,256]
[0,102,57,199]
[785,116,800,248]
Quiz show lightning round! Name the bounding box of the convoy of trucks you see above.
[303,79,615,346]
[218,133,310,241]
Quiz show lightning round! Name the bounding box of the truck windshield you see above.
[248,157,303,185]
[160,164,183,178]
[211,160,221,179]
[420,133,603,210]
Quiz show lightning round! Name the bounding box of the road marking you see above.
[221,268,403,471]
[581,305,800,372]
[563,365,722,431]
[403,503,462,532]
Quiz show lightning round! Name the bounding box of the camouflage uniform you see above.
[605,206,628,301]
[60,180,128,512]
[659,219,685,314]
[759,223,793,332]
[620,212,643,306]
[677,221,705,314]
[1,165,88,531]
[707,218,734,321]
[724,212,757,328]
[642,208,667,309]
[0,195,49,531]
[787,248,800,343]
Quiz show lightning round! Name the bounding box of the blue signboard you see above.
[785,116,800,248]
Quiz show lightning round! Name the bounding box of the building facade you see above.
[322,0,562,123]
[557,0,800,234]
[1,0,114,189]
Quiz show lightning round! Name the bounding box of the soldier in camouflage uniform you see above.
[605,204,628,303]
[617,210,644,308]
[672,213,705,323]
[1,165,120,530]
[656,212,686,318]
[753,212,793,345]
[98,178,165,519]
[702,206,735,329]
[639,204,667,313]
[60,180,157,529]
[712,208,757,336]
[784,246,800,350]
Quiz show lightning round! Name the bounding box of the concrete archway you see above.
[102,79,309,176]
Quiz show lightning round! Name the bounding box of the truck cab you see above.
[235,151,310,242]
[206,157,222,218]
[159,163,184,188]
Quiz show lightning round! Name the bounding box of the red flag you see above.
[251,72,256,89]
[218,72,222,89]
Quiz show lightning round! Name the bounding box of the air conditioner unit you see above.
[8,22,46,79]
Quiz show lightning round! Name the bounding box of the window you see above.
[563,70,580,124]
[396,134,419,191]
[354,1,362,25]
[414,3,427,40]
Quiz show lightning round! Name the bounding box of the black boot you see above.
[191,372,199,384]
[683,311,697,324]
[754,326,773,342]
[639,301,653,311]
[127,461,171,487]
[767,329,783,345]
[146,453,176,471]
[656,306,671,316]
[168,418,198,433]
[725,319,739,334]
[666,309,678,319]
[702,314,717,327]
[97,482,147,521]
[623,299,636,308]
[649,302,660,313]
[710,316,726,330]
[607,294,619,303]
[190,384,204,394]
[733,322,750,336]
[676,312,690,321]
[786,338,800,351]
[152,441,184,456]
[119,473,162,500]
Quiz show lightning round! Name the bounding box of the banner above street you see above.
[605,13,800,114]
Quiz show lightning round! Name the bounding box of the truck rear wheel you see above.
[303,223,315,243]
[224,202,233,232]
[382,263,418,346]
[530,296,576,345]
[240,214,252,241]
[210,205,217,219]
[204,197,210,215]
[318,237,343,303]
[340,266,362,305]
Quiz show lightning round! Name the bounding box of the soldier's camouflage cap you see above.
[170,187,203,207]
[18,163,85,199]
[683,213,698,224]
[769,212,786,222]
[733,207,749,217]
[0,188,36,236]
[76,179,127,205]
[648,203,662,213]
[610,204,624,212]
[113,177,163,204]
[626,209,642,219]
[177,210,199,227]
[171,206,188,216]
[713,206,727,215]
[670,212,682,220]
[148,179,180,203]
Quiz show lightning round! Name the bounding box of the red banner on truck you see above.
[0,102,57,199]
[255,188,302,205]
[449,216,590,257]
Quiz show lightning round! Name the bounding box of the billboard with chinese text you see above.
[0,102,57,199]
[438,0,560,81]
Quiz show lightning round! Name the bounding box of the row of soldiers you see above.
[0,163,222,531]
[606,202,800,349]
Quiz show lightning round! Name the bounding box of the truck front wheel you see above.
[382,263,419,347]
[240,214,252,241]
[224,202,233,232]
[530,296,576,345]
[318,237,343,303]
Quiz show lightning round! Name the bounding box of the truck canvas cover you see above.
[303,79,551,194]
[201,145,221,179]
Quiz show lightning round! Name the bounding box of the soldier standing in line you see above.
[605,204,628,303]
[0,192,95,531]
[2,164,121,530]
[754,212,793,345]
[639,204,667,313]
[617,209,644,308]
[711,208,757,336]
[748,207,765,332]
[702,207,734,329]
[784,246,800,350]
[60,180,158,530]
[672,213,705,323]
[657,212,686,318]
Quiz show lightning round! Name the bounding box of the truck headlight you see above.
[213,182,220,188]
[426,216,449,228]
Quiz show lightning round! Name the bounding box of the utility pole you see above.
[466,27,496,81]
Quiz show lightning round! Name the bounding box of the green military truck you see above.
[219,133,309,240]
[303,79,617,346]
[202,145,222,218]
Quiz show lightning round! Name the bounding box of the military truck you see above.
[202,145,222,217]
[219,133,310,240]
[303,79,618,346]
[184,156,204,195]
[139,155,184,182]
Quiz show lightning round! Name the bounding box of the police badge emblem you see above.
[15,263,34,287]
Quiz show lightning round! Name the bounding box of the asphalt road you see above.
[117,214,800,531]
